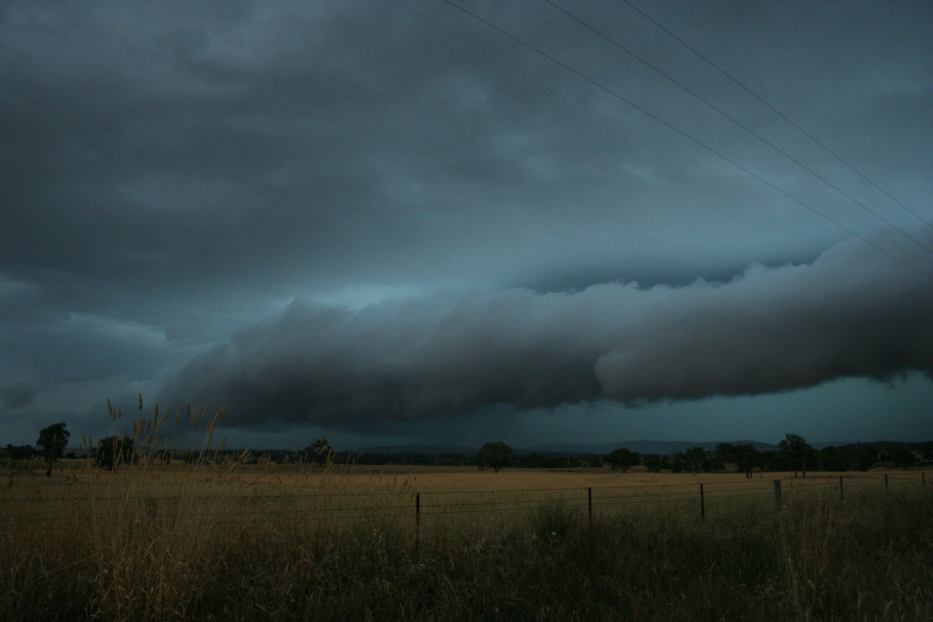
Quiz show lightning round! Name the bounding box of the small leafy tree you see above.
[477,442,513,473]
[606,447,640,473]
[96,435,135,471]
[309,436,334,465]
[37,422,69,477]
[779,433,814,478]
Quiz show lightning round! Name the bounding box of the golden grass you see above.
[3,412,931,622]
[2,459,932,621]
[3,460,924,534]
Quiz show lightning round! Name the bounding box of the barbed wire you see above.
[1,474,923,506]
[1,479,925,524]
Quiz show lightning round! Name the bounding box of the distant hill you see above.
[525,440,778,455]
[353,444,477,455]
[353,440,779,456]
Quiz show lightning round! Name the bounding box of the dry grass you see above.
[2,454,931,621]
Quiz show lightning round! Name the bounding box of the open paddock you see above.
[2,463,931,621]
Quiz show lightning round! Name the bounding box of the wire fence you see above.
[1,472,927,526]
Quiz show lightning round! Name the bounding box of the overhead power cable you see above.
[440,0,930,279]
[617,0,933,233]
[543,0,933,257]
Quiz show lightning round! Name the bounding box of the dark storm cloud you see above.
[162,231,933,430]
[3,0,930,308]
[2,1,932,442]
[0,379,36,409]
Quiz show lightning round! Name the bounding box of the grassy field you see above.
[2,461,931,620]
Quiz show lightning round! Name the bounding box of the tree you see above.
[5,444,37,460]
[920,441,933,463]
[715,443,737,467]
[684,447,707,475]
[96,435,135,471]
[641,453,668,473]
[476,442,513,473]
[718,443,761,479]
[886,445,916,469]
[818,446,850,471]
[606,448,640,473]
[37,422,69,477]
[779,433,814,478]
[849,446,877,471]
[309,436,334,465]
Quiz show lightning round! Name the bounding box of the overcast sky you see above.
[1,0,931,450]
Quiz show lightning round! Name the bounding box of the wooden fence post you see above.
[922,472,926,488]
[699,483,705,519]
[772,480,782,508]
[884,473,889,493]
[415,492,421,552]
[838,476,844,501]
[587,487,593,529]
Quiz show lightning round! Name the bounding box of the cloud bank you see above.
[163,232,933,429]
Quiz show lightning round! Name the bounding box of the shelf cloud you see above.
[163,231,933,429]
[2,0,931,444]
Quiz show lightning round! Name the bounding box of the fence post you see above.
[923,472,926,488]
[772,480,782,508]
[699,483,705,519]
[415,492,421,553]
[839,476,844,501]
[587,487,593,529]
[884,473,889,493]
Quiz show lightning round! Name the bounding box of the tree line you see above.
[3,425,932,476]
[605,435,932,477]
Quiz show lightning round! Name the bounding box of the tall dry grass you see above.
[2,408,931,620]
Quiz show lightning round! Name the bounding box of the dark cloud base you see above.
[163,231,933,431]
[2,1,932,443]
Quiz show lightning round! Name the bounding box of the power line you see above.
[617,0,933,233]
[440,0,931,279]
[543,0,933,257]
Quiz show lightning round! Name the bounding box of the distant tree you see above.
[721,443,761,479]
[476,442,514,473]
[886,445,916,469]
[606,448,640,473]
[684,447,707,475]
[920,441,933,463]
[848,446,876,471]
[779,434,814,478]
[309,436,334,465]
[641,453,668,473]
[37,422,69,477]
[715,443,737,466]
[96,435,135,471]
[703,451,724,472]
[818,446,850,471]
[5,444,37,461]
